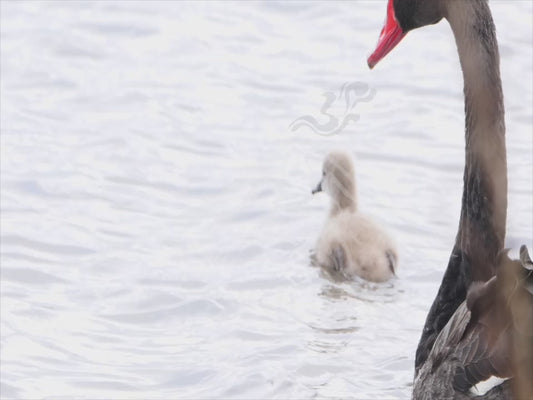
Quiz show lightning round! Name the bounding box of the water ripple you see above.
[1,1,531,399]
[1,235,95,256]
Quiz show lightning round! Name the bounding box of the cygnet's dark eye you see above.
[322,170,326,177]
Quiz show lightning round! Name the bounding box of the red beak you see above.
[367,0,407,69]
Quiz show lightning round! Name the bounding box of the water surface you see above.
[1,1,532,399]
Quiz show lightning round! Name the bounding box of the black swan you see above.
[367,0,533,398]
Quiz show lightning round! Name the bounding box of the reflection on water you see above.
[1,1,531,399]
[320,280,399,303]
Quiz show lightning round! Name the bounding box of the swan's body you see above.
[412,247,533,400]
[369,0,532,398]
[312,151,397,282]
[315,210,396,282]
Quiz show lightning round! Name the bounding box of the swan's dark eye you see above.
[322,170,326,177]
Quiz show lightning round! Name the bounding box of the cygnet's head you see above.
[312,151,357,213]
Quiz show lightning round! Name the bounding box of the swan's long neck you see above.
[330,193,356,216]
[415,0,508,373]
[446,0,507,281]
[330,177,357,216]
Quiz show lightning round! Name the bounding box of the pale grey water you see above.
[0,1,531,399]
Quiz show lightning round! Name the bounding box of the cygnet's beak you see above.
[312,181,322,195]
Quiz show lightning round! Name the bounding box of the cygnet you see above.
[312,151,398,282]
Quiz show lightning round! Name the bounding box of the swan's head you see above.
[368,0,444,69]
[312,151,356,213]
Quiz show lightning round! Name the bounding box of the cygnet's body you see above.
[312,151,397,282]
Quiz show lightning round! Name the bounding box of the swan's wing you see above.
[519,245,533,270]
[309,249,318,267]
[385,250,397,276]
[452,324,512,393]
[452,250,533,394]
[315,246,348,282]
[428,301,471,374]
[415,245,470,374]
[330,245,347,273]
